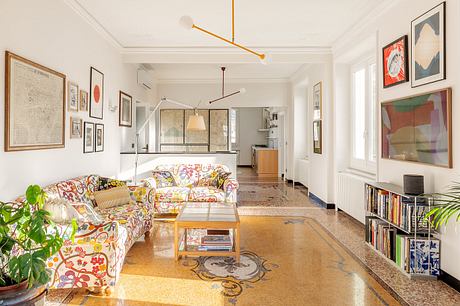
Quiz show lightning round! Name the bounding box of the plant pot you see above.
[0,281,46,306]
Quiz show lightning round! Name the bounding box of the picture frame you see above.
[313,120,322,154]
[95,123,104,152]
[119,91,133,127]
[411,2,446,88]
[381,88,452,168]
[70,117,82,139]
[89,67,104,119]
[313,82,322,120]
[80,90,88,111]
[83,122,95,153]
[68,81,79,112]
[4,51,66,152]
[382,35,409,88]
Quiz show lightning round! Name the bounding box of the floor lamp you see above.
[134,97,206,185]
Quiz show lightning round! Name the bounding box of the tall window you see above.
[351,57,377,172]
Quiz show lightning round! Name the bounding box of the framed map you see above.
[90,67,104,119]
[5,51,66,152]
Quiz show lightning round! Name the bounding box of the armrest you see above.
[141,178,157,189]
[223,178,239,203]
[128,186,154,206]
[53,220,119,245]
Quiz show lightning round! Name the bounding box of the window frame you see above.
[350,55,377,173]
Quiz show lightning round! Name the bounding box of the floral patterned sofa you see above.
[15,175,154,291]
[142,164,239,214]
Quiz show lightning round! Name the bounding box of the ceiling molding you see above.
[121,46,332,54]
[64,0,123,50]
[332,0,401,54]
[156,78,289,85]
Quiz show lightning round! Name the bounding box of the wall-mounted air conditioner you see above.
[137,69,153,90]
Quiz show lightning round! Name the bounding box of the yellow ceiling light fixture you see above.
[179,0,271,64]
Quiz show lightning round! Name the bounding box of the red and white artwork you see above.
[383,35,408,88]
[89,67,104,119]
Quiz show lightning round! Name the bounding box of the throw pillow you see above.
[43,198,84,224]
[214,170,232,189]
[98,177,127,191]
[151,170,177,188]
[93,186,131,209]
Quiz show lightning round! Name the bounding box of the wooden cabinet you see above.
[254,149,278,177]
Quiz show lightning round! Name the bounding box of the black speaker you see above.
[403,175,424,195]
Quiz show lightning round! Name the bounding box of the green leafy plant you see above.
[426,182,460,229]
[0,185,77,288]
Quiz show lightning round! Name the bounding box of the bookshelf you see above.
[364,182,440,278]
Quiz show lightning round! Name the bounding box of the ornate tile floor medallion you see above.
[183,250,278,304]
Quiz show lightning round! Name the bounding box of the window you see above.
[159,109,229,152]
[351,57,377,172]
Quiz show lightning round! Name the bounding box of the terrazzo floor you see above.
[45,167,460,305]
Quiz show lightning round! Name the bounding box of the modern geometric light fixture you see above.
[179,0,271,64]
[209,67,246,104]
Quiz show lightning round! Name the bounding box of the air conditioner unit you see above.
[137,69,153,90]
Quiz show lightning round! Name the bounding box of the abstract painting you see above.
[411,2,445,87]
[382,35,408,88]
[119,91,132,127]
[90,67,104,119]
[381,88,451,168]
[5,51,66,152]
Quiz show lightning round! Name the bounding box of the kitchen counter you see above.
[251,146,278,177]
[251,146,277,151]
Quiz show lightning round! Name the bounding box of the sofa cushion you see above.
[174,164,200,187]
[93,186,132,209]
[55,175,99,206]
[189,187,226,202]
[152,170,177,188]
[154,187,190,202]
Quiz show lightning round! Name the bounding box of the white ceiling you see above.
[151,63,305,82]
[74,0,383,48]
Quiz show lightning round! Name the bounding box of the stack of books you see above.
[199,234,233,251]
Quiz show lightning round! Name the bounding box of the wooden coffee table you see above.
[174,202,240,261]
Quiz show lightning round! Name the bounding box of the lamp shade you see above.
[187,114,206,131]
[179,16,194,30]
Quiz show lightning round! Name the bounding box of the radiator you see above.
[336,172,373,224]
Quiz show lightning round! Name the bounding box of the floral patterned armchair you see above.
[15,175,154,291]
[142,164,239,214]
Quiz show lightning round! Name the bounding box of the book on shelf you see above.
[207,229,230,236]
[201,235,232,246]
[198,245,233,252]
[394,235,440,276]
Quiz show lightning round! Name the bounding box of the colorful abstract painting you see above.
[381,88,451,168]
[411,2,445,87]
[383,35,408,88]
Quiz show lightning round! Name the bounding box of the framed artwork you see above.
[313,120,322,154]
[119,91,133,127]
[68,81,79,112]
[313,82,322,120]
[411,2,446,87]
[95,123,104,152]
[70,117,82,139]
[90,67,104,119]
[383,35,409,88]
[4,51,65,152]
[381,88,452,168]
[83,122,94,153]
[80,90,88,111]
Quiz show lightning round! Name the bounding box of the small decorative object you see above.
[89,67,104,119]
[5,51,65,152]
[95,123,104,152]
[313,120,322,154]
[411,2,446,87]
[80,90,88,111]
[67,81,79,112]
[43,198,82,224]
[70,117,82,139]
[403,174,424,195]
[119,91,132,127]
[381,88,451,168]
[383,35,409,88]
[313,82,322,120]
[83,122,94,153]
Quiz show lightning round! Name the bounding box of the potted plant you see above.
[426,182,460,229]
[0,185,76,304]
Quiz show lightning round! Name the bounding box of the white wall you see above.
[0,0,149,200]
[333,0,460,279]
[235,108,267,166]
